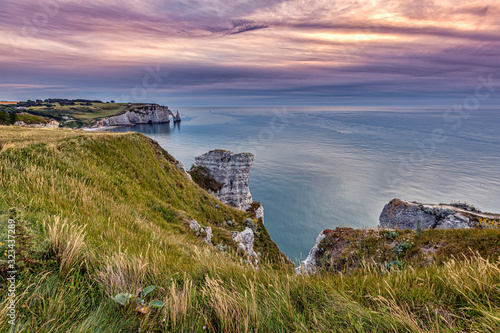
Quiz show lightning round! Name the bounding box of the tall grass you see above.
[1,127,500,332]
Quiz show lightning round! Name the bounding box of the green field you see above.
[1,127,499,332]
[27,102,129,119]
[20,102,131,128]
[0,99,145,128]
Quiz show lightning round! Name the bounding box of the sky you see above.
[1,0,499,106]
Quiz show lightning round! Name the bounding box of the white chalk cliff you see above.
[97,104,179,127]
[194,150,255,210]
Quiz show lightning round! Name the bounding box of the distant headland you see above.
[0,98,179,129]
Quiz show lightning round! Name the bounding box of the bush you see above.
[189,166,223,192]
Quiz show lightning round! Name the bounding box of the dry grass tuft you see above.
[45,216,88,277]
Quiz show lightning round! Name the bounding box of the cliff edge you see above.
[97,104,180,127]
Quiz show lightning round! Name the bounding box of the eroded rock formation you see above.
[233,227,257,258]
[192,150,264,221]
[97,104,179,127]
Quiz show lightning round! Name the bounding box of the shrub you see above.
[189,166,224,192]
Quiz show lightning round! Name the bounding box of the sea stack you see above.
[174,110,181,123]
[191,150,264,221]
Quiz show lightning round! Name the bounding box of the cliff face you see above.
[193,150,255,210]
[192,149,265,223]
[97,105,178,127]
[296,230,328,274]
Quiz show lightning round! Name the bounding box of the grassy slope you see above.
[23,103,131,128]
[0,127,499,332]
[0,112,50,126]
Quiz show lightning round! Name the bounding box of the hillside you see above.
[1,127,500,332]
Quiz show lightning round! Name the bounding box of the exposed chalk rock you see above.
[233,227,256,257]
[189,219,212,243]
[176,161,192,181]
[193,150,254,210]
[254,204,264,223]
[204,226,213,244]
[296,230,328,274]
[189,220,201,233]
[97,104,178,127]
[435,213,471,229]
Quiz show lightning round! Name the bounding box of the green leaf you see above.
[140,285,155,298]
[149,300,164,308]
[111,293,132,306]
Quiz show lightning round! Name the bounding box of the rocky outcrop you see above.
[233,227,256,258]
[379,199,438,230]
[379,198,499,230]
[192,150,264,221]
[97,104,179,127]
[297,199,500,274]
[254,204,264,223]
[296,230,328,274]
[189,219,212,244]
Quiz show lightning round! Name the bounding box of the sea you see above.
[108,106,500,262]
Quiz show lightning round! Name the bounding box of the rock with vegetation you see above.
[298,226,500,275]
[14,119,59,128]
[233,227,256,258]
[298,199,500,274]
[296,229,329,274]
[379,198,500,230]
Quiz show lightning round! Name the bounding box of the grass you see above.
[0,126,500,332]
[20,102,131,128]
[0,112,51,126]
[315,227,500,273]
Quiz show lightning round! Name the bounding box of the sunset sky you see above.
[1,0,499,106]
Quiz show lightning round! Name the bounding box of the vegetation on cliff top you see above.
[0,112,51,126]
[1,126,500,332]
[0,99,163,128]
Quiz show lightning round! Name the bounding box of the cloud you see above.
[1,0,499,105]
[207,19,269,35]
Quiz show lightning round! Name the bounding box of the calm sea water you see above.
[108,107,500,262]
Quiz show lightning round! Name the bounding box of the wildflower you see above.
[163,319,166,322]
[203,326,207,330]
